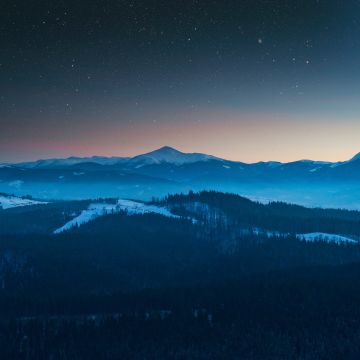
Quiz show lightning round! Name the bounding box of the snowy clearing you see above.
[0,194,46,210]
[53,199,180,234]
[297,232,357,244]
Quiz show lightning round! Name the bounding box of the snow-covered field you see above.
[297,232,357,244]
[0,194,46,210]
[54,199,179,234]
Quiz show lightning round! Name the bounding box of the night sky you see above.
[1,0,360,162]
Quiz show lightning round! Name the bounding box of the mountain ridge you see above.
[11,146,360,169]
[2,146,360,209]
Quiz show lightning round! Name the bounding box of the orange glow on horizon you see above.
[1,109,360,163]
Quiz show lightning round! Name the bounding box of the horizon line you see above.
[2,145,359,165]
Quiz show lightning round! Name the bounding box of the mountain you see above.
[16,155,129,169]
[16,146,218,169]
[127,146,219,167]
[14,146,360,171]
[350,152,360,162]
[2,147,360,209]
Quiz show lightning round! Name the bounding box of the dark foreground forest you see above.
[1,191,360,359]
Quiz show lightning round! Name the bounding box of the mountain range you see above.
[1,146,360,209]
[13,146,218,168]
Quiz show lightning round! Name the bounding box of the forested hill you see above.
[1,190,360,239]
[159,190,360,237]
[2,191,360,358]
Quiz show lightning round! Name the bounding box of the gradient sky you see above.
[1,0,360,163]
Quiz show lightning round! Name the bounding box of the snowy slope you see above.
[116,199,179,217]
[0,194,46,210]
[53,199,179,234]
[350,152,360,162]
[297,232,357,244]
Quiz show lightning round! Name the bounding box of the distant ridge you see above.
[2,146,360,209]
[14,146,220,169]
[13,146,360,169]
[350,152,360,162]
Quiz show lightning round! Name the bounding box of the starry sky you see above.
[1,0,360,163]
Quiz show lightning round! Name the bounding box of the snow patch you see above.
[53,199,180,234]
[0,195,47,210]
[252,228,286,237]
[116,199,179,218]
[297,232,357,244]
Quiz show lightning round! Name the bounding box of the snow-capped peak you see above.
[128,146,219,166]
